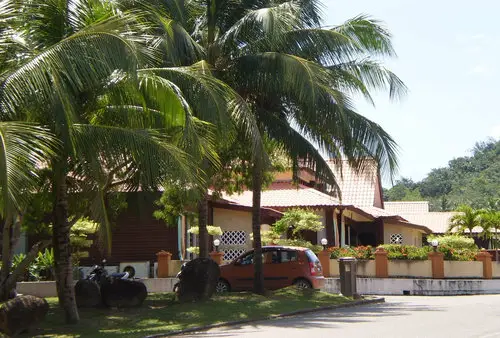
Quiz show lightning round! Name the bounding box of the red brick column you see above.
[318,250,331,277]
[476,250,493,279]
[428,251,444,279]
[374,247,388,278]
[156,251,172,278]
[210,251,224,265]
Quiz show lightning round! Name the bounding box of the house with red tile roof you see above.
[72,161,434,273]
[209,161,432,260]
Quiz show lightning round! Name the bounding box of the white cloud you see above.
[490,124,500,139]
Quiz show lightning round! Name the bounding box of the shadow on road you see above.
[181,299,444,337]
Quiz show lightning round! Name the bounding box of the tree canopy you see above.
[384,138,500,211]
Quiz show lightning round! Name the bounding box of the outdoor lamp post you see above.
[321,238,328,250]
[213,239,220,252]
[431,239,439,252]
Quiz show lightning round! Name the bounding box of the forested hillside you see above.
[384,138,500,211]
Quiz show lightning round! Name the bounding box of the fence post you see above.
[428,250,444,279]
[318,250,331,277]
[210,251,224,265]
[156,251,172,278]
[374,247,388,278]
[476,250,493,279]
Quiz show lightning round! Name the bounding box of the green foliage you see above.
[277,239,323,254]
[273,209,323,240]
[30,248,55,281]
[153,184,200,226]
[384,139,500,211]
[379,244,430,260]
[71,218,98,266]
[437,246,478,261]
[187,225,223,236]
[328,246,374,260]
[427,234,478,250]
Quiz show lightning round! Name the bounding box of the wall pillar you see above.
[340,214,346,247]
[210,251,224,265]
[318,250,331,277]
[156,251,172,278]
[374,247,388,278]
[476,250,493,279]
[428,251,444,279]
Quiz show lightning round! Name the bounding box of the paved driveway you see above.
[181,295,500,338]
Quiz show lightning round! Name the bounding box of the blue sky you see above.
[322,0,500,186]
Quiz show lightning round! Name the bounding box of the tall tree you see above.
[0,123,58,300]
[137,0,406,293]
[0,0,242,323]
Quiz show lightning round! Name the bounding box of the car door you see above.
[231,251,255,291]
[262,248,289,290]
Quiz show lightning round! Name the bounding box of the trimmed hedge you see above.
[327,244,479,261]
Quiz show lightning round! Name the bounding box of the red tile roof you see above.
[326,159,381,207]
[223,182,341,208]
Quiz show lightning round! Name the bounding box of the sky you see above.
[321,0,500,187]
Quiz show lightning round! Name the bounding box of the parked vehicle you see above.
[75,259,147,308]
[216,246,325,293]
[85,259,130,283]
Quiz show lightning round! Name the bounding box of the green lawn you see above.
[24,288,351,338]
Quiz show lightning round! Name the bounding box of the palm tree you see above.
[1,0,252,322]
[448,205,483,237]
[0,122,58,300]
[137,0,406,293]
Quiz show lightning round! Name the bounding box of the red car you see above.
[216,246,325,293]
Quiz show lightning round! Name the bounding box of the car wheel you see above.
[293,279,312,289]
[216,279,230,293]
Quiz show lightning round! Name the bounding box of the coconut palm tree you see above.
[448,205,483,237]
[0,122,58,301]
[133,0,406,293]
[0,0,259,323]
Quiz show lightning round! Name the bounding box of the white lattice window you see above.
[224,249,247,262]
[390,233,403,245]
[220,231,246,245]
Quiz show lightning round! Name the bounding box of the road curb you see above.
[144,296,385,337]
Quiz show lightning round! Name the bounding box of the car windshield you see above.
[305,249,319,263]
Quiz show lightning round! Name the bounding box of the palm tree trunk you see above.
[252,160,264,294]
[198,195,209,259]
[52,168,79,324]
[0,217,13,300]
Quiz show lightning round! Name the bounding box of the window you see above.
[263,250,280,264]
[390,233,403,244]
[280,250,298,263]
[238,252,254,265]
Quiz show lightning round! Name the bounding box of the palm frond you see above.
[143,62,267,163]
[329,58,407,101]
[258,110,340,196]
[332,14,395,57]
[0,122,58,217]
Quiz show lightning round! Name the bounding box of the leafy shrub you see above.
[277,239,323,254]
[188,225,223,236]
[427,234,478,250]
[328,246,355,259]
[438,245,478,261]
[379,245,430,260]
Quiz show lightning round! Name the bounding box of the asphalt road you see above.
[181,295,500,338]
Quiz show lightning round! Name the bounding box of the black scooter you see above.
[85,259,130,284]
[75,259,147,308]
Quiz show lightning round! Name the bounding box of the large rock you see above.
[101,279,147,308]
[0,295,49,336]
[75,280,102,308]
[175,258,220,302]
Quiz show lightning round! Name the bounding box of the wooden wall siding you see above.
[81,192,179,265]
[325,207,334,245]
